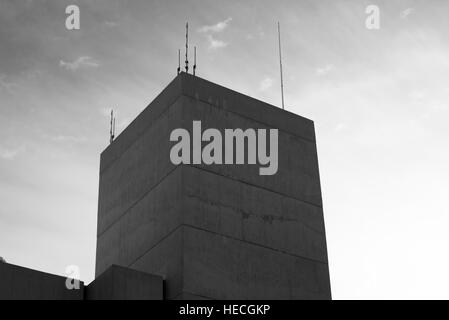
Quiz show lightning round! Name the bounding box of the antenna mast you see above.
[109,109,116,144]
[177,49,181,75]
[193,46,197,76]
[185,22,189,73]
[277,22,285,110]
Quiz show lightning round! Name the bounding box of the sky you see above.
[1,0,449,299]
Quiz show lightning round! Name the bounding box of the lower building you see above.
[0,262,162,300]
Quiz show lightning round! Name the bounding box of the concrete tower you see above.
[95,73,331,299]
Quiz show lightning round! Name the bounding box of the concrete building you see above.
[0,72,331,299]
[96,72,331,299]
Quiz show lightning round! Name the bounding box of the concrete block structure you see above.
[85,264,163,300]
[0,263,162,300]
[96,72,331,299]
[0,262,85,300]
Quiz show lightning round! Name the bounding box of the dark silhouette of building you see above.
[0,72,331,300]
[0,263,162,300]
[97,72,331,299]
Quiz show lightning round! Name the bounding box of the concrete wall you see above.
[85,265,163,300]
[96,72,331,299]
[0,263,84,300]
[0,263,163,300]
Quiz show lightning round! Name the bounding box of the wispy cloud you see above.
[0,146,25,160]
[199,18,232,50]
[430,103,448,112]
[259,76,273,92]
[0,74,18,93]
[59,56,99,71]
[409,90,425,100]
[400,8,414,19]
[246,30,265,40]
[335,123,346,132]
[206,35,228,50]
[48,135,87,143]
[316,64,334,76]
[104,21,118,27]
[198,17,232,33]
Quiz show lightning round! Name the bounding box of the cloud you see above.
[0,74,18,93]
[246,31,265,40]
[409,90,425,100]
[335,123,346,132]
[48,135,87,143]
[104,21,118,27]
[259,77,273,92]
[198,18,232,50]
[316,64,334,76]
[400,8,414,19]
[431,104,448,112]
[0,146,25,160]
[59,56,99,71]
[198,18,232,33]
[206,35,228,50]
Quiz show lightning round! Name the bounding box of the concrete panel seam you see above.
[182,93,315,144]
[185,193,325,236]
[181,74,315,132]
[100,93,184,174]
[182,223,329,265]
[126,223,328,267]
[97,165,180,238]
[171,290,215,300]
[127,224,184,270]
[187,165,323,209]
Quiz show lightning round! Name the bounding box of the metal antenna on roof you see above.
[185,22,189,73]
[193,46,197,76]
[177,49,181,75]
[277,22,285,110]
[109,109,116,144]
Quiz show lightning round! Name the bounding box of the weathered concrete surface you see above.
[128,223,330,300]
[182,165,327,263]
[96,72,331,299]
[95,166,183,275]
[0,263,84,300]
[97,97,183,236]
[182,226,330,300]
[0,262,163,300]
[183,96,323,206]
[130,225,184,299]
[86,264,163,300]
